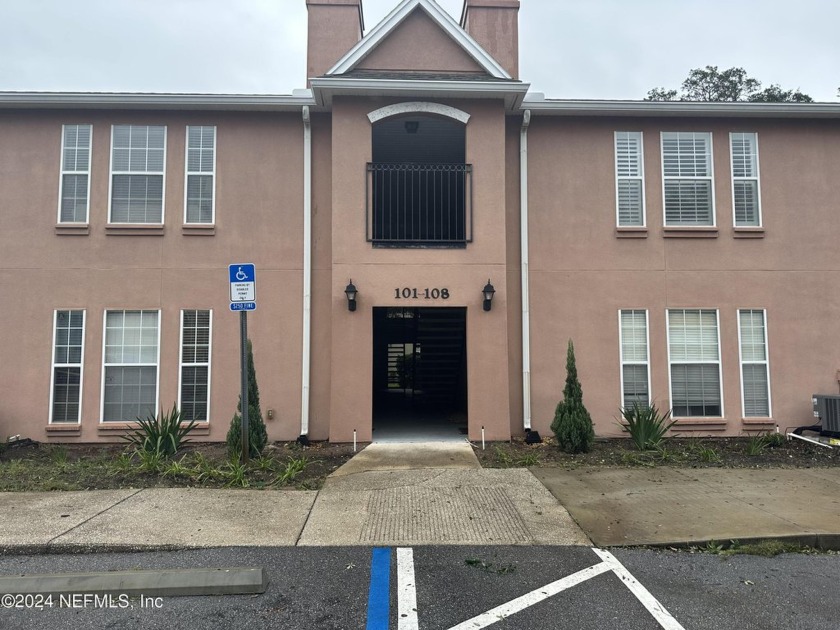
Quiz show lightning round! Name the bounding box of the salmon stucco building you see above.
[2,0,840,446]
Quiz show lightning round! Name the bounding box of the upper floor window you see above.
[185,126,216,224]
[668,309,722,417]
[661,132,714,226]
[59,124,92,223]
[110,125,166,224]
[615,132,645,227]
[730,132,761,227]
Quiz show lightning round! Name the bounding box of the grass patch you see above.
[689,539,833,557]
[465,557,516,575]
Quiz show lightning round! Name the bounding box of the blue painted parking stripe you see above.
[366,547,392,630]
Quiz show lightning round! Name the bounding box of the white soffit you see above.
[326,0,511,80]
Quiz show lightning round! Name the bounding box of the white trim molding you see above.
[367,101,470,124]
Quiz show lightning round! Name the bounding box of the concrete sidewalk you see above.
[533,466,840,548]
[1,442,838,552]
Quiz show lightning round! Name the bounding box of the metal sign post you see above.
[230,264,256,464]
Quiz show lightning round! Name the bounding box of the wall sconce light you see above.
[482,279,495,312]
[404,120,419,134]
[345,280,358,312]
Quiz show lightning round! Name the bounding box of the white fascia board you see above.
[310,77,529,110]
[327,0,510,79]
[523,98,840,119]
[0,92,316,111]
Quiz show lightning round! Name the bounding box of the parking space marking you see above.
[366,547,391,630]
[593,549,685,630]
[445,561,613,630]
[397,547,419,630]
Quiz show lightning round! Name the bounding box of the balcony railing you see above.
[366,163,473,246]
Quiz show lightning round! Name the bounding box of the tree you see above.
[550,340,595,454]
[646,66,813,103]
[226,339,268,459]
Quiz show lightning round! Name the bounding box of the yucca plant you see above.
[123,403,198,459]
[619,402,676,451]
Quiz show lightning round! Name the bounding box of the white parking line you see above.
[397,547,419,630]
[593,549,686,630]
[446,561,614,630]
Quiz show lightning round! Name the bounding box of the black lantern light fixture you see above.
[344,280,358,312]
[482,279,495,312]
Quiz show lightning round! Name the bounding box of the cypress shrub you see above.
[226,339,268,459]
[550,340,595,453]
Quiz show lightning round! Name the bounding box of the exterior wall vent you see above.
[812,394,840,437]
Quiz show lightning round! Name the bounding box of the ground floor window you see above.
[619,309,650,408]
[51,310,85,423]
[668,309,722,417]
[739,309,771,417]
[102,310,159,422]
[179,309,211,422]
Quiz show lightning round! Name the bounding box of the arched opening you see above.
[367,113,471,246]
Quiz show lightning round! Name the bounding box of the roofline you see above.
[522,97,840,118]
[0,92,315,111]
[310,76,529,110]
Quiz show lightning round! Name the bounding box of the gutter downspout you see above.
[520,110,532,431]
[300,106,312,439]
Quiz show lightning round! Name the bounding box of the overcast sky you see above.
[0,0,837,101]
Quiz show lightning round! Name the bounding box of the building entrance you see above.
[372,307,467,441]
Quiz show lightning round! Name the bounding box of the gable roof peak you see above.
[325,0,511,79]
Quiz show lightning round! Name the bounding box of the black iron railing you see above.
[367,163,473,246]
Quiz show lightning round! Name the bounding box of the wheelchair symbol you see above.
[235,266,248,281]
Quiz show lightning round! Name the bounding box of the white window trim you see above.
[614,131,646,228]
[737,308,772,418]
[183,126,217,225]
[57,124,92,224]
[48,309,86,424]
[618,309,651,409]
[99,309,161,423]
[178,309,213,423]
[729,132,763,228]
[107,125,167,225]
[666,308,724,418]
[660,132,716,227]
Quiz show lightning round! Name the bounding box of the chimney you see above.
[306,0,365,84]
[460,0,520,79]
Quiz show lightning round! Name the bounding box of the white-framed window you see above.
[50,310,85,423]
[619,309,650,408]
[179,309,212,422]
[661,132,714,226]
[667,309,722,417]
[184,126,216,224]
[109,125,166,224]
[615,131,645,227]
[730,132,761,227]
[738,309,771,417]
[58,124,92,223]
[101,310,159,422]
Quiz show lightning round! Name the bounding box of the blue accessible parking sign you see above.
[229,263,256,311]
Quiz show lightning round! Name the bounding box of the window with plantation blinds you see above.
[661,132,714,226]
[110,125,166,223]
[730,133,761,226]
[615,132,645,226]
[668,309,722,417]
[739,309,771,417]
[185,126,215,224]
[619,310,650,408]
[59,124,92,223]
[180,310,211,422]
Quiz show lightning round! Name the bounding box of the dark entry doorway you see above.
[372,307,467,441]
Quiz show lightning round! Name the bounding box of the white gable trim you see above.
[327,0,511,80]
[367,101,470,124]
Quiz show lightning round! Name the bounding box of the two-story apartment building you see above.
[2,0,839,445]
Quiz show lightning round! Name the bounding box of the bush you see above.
[619,402,676,450]
[550,340,595,453]
[123,403,197,459]
[227,339,268,460]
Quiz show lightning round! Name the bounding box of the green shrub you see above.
[227,339,268,460]
[619,403,677,451]
[123,403,197,459]
[746,433,771,456]
[550,340,595,453]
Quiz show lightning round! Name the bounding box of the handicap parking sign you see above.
[229,263,256,310]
